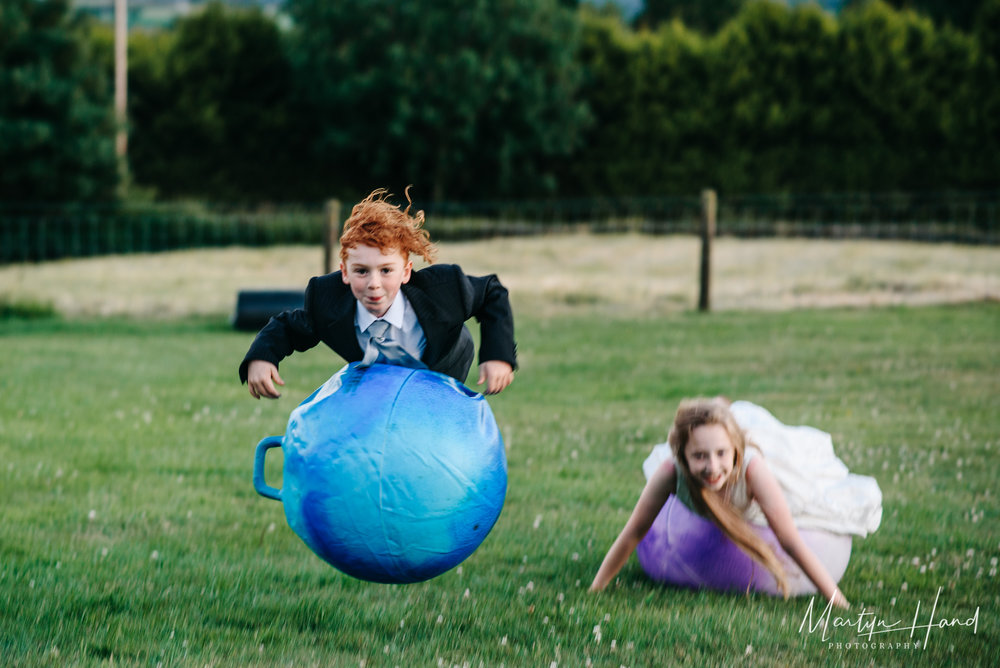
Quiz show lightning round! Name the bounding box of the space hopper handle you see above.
[253,436,283,500]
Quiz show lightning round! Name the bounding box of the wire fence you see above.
[2,191,997,265]
[0,202,322,264]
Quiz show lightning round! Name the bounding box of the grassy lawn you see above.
[1,302,997,666]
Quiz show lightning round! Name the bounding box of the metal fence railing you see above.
[2,191,997,265]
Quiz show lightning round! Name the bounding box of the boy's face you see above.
[341,244,412,317]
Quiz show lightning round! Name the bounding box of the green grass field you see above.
[1,303,997,666]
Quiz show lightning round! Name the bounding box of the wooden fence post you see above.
[698,189,717,312]
[323,199,342,275]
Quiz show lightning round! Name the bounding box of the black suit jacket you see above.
[239,264,516,384]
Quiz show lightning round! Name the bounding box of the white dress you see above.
[642,401,883,537]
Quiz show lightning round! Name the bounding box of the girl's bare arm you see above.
[747,458,850,609]
[590,460,676,592]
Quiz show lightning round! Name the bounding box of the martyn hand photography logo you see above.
[798,587,981,651]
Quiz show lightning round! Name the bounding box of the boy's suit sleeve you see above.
[237,276,326,383]
[455,268,518,370]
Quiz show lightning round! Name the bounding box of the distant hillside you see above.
[77,0,845,30]
[73,0,284,29]
[588,0,846,22]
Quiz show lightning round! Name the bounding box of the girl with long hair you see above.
[590,397,882,609]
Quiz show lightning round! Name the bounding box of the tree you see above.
[847,0,987,30]
[288,0,589,201]
[963,0,1000,186]
[564,8,713,195]
[0,0,118,201]
[837,1,979,190]
[639,0,747,33]
[125,2,299,201]
[711,1,843,192]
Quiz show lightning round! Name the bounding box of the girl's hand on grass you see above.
[831,588,850,610]
[248,360,284,399]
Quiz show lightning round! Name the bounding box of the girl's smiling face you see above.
[684,423,736,491]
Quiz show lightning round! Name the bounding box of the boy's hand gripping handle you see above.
[253,436,283,500]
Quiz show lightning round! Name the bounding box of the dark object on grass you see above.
[232,289,304,331]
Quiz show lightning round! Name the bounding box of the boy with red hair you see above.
[239,188,517,398]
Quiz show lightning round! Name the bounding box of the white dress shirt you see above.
[354,292,427,366]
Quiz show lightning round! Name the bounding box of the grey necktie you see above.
[361,319,404,366]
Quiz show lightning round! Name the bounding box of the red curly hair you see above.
[338,187,436,264]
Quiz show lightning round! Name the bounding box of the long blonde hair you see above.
[668,397,789,597]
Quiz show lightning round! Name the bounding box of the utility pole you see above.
[114,0,128,159]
